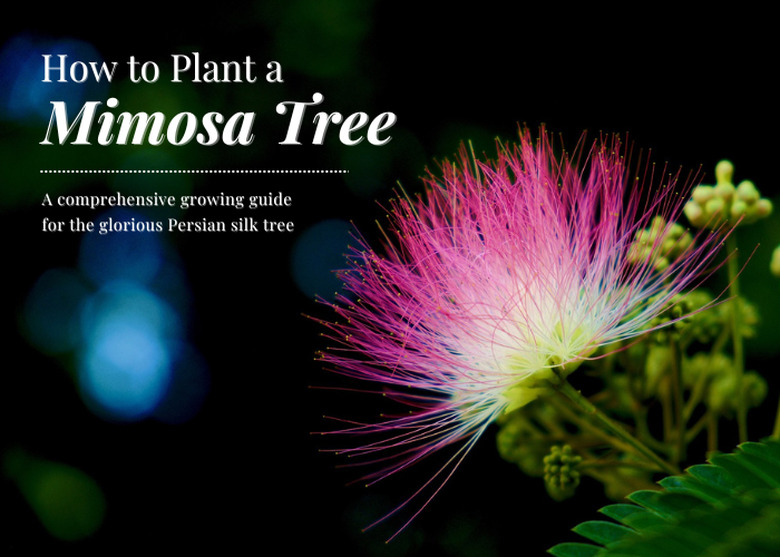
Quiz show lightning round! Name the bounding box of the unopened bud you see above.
[736,180,759,203]
[743,371,768,409]
[705,197,725,216]
[754,198,773,219]
[692,185,715,205]
[684,201,705,227]
[715,159,735,184]
[771,245,780,277]
[543,445,582,501]
[714,181,736,202]
[730,199,748,220]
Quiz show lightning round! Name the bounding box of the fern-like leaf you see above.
[549,439,780,556]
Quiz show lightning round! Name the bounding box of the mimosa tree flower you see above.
[316,128,728,535]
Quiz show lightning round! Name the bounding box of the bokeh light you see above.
[0,35,108,123]
[22,212,209,423]
[79,208,165,286]
[22,268,90,355]
[78,282,176,421]
[290,218,353,300]
[260,0,372,79]
[3,449,106,541]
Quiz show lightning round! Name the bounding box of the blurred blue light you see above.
[23,213,210,424]
[80,281,181,341]
[78,283,177,421]
[78,208,165,287]
[22,268,90,354]
[290,219,353,300]
[0,35,109,123]
[80,319,170,421]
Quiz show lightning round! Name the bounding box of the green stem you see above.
[773,394,780,440]
[684,411,709,444]
[547,395,631,451]
[669,338,685,463]
[583,468,660,495]
[661,381,673,444]
[683,360,711,422]
[707,411,719,454]
[635,409,670,454]
[726,233,747,443]
[578,458,661,472]
[556,380,680,476]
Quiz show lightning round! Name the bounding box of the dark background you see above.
[2,2,778,555]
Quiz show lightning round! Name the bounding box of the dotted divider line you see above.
[40,169,349,174]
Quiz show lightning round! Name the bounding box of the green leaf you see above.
[657,475,723,504]
[597,503,666,531]
[549,438,780,557]
[727,451,780,488]
[741,439,780,463]
[709,453,777,490]
[598,504,647,522]
[627,490,703,518]
[547,542,603,557]
[572,521,636,545]
[685,463,739,492]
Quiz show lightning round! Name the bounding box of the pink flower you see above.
[316,128,725,535]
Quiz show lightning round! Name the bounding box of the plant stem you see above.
[684,411,709,444]
[726,233,747,443]
[662,382,673,444]
[634,405,669,454]
[707,411,718,453]
[669,337,685,463]
[556,380,680,476]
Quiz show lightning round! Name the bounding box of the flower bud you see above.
[682,352,731,387]
[770,245,780,277]
[684,201,705,227]
[692,185,715,205]
[715,159,734,184]
[708,372,737,413]
[687,160,767,228]
[743,371,767,409]
[543,445,582,501]
[730,199,748,220]
[705,197,725,217]
[708,369,766,413]
[753,198,773,219]
[714,181,736,202]
[736,180,759,203]
[495,412,548,477]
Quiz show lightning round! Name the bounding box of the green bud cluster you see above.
[707,369,767,414]
[627,216,693,272]
[643,290,757,344]
[677,289,721,343]
[682,352,732,387]
[644,290,708,342]
[495,411,550,477]
[543,445,582,501]
[684,160,772,228]
[714,297,759,339]
[488,159,775,515]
